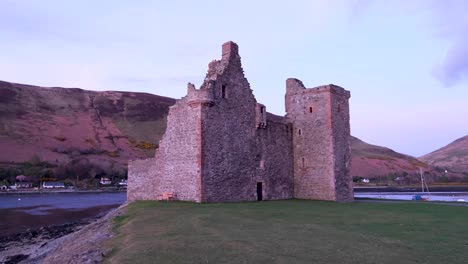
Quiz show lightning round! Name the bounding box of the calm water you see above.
[0,192,126,236]
[355,192,468,202]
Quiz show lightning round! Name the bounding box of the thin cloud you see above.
[430,0,468,87]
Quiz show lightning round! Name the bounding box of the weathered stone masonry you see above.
[128,41,353,203]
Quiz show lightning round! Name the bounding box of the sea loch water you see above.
[0,192,126,236]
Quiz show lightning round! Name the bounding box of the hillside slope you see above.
[1,80,434,180]
[419,135,468,174]
[0,80,175,171]
[350,136,431,177]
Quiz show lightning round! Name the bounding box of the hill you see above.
[350,136,431,178]
[0,80,175,186]
[0,80,436,185]
[419,135,468,174]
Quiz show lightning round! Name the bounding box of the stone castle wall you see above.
[253,113,294,200]
[128,41,352,203]
[285,79,353,201]
[128,96,203,202]
[199,43,259,202]
[329,88,353,202]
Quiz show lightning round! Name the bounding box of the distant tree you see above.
[439,175,449,183]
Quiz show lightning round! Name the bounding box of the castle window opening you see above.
[337,104,341,112]
[302,157,305,168]
[222,85,227,98]
[298,129,302,135]
[309,106,313,113]
[260,106,264,113]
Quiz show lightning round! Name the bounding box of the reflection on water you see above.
[0,192,126,236]
[355,192,468,202]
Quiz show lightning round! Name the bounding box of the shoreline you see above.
[0,204,126,264]
[354,185,468,192]
[0,189,127,195]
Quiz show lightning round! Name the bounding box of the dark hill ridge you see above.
[0,80,175,170]
[0,80,435,178]
[419,135,468,173]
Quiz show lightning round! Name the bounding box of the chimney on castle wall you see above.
[222,41,239,61]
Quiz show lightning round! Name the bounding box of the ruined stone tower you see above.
[128,41,353,203]
[285,79,353,202]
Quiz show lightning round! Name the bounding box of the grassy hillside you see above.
[420,135,468,174]
[3,79,458,186]
[106,200,468,264]
[350,136,431,178]
[0,80,175,187]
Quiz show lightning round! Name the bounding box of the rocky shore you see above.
[0,204,126,264]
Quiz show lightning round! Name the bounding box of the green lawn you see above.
[105,200,468,264]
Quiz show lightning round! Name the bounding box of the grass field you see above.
[105,200,468,264]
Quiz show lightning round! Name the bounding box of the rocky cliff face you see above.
[0,80,175,171]
[419,135,468,174]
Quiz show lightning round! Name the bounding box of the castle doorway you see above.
[256,182,263,201]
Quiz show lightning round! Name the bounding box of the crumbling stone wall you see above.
[128,94,204,202]
[200,42,259,202]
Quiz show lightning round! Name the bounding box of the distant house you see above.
[361,178,370,183]
[100,177,112,185]
[15,175,29,182]
[15,182,33,188]
[42,182,65,189]
[0,185,7,191]
[118,179,128,187]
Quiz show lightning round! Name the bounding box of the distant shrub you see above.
[438,175,450,183]
[53,136,67,142]
[107,151,120,158]
[133,141,158,150]
[408,159,429,168]
[85,138,97,147]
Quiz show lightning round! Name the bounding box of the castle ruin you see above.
[128,41,353,202]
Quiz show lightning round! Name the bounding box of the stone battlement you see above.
[128,41,353,203]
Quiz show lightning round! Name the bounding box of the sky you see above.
[0,0,467,157]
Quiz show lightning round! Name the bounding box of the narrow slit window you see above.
[260,106,264,113]
[309,106,313,113]
[302,157,305,168]
[222,85,226,98]
[298,129,302,135]
[337,104,341,113]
